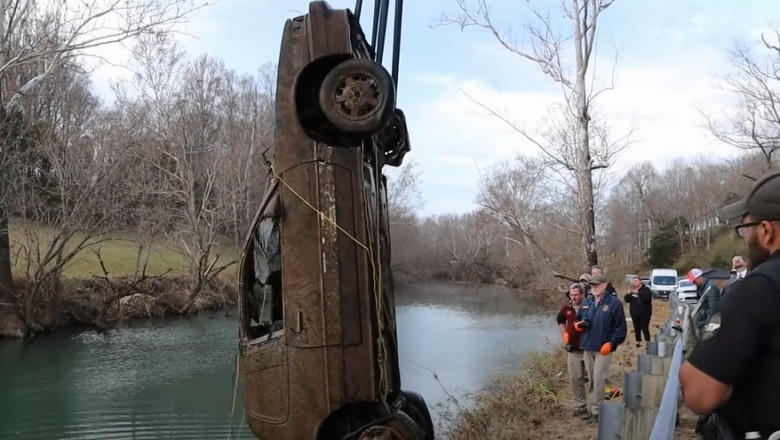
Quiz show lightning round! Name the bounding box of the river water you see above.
[0,282,557,439]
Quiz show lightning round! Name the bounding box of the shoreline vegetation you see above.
[443,299,699,440]
[0,275,237,339]
[2,269,547,339]
[0,276,236,339]
[0,226,240,339]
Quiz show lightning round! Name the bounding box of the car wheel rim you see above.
[332,73,382,122]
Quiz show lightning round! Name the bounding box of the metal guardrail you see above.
[649,300,689,440]
[598,294,691,440]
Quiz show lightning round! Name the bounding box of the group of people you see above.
[557,169,780,437]
[556,266,627,422]
[686,254,750,334]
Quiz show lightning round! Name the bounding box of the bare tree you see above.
[444,0,626,271]
[386,160,423,273]
[215,65,275,249]
[387,160,422,223]
[704,31,780,170]
[0,0,204,336]
[0,0,204,110]
[478,155,581,281]
[5,74,137,335]
[119,38,238,314]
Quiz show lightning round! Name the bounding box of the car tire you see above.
[318,59,395,136]
[400,391,434,440]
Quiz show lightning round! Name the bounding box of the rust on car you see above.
[237,2,428,439]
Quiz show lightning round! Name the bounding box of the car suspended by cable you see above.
[236,1,431,439]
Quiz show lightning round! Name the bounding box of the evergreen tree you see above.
[648,221,681,267]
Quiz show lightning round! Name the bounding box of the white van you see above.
[651,268,678,299]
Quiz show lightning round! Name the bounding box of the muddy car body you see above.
[237,2,429,439]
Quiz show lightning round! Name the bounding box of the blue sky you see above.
[92,1,780,215]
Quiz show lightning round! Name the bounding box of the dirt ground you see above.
[544,298,699,439]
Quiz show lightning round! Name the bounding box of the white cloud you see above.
[405,48,743,216]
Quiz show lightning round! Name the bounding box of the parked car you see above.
[237,2,430,440]
[651,268,678,299]
[676,280,698,303]
[641,277,651,289]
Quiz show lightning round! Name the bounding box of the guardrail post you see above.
[658,342,674,358]
[637,354,671,376]
[637,354,651,374]
[597,402,624,439]
[623,372,643,408]
[621,371,659,439]
[646,342,658,356]
[641,374,666,408]
[623,406,658,439]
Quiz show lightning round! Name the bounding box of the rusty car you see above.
[237,1,432,439]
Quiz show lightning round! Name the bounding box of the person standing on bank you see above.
[680,170,780,438]
[557,283,587,416]
[575,273,627,422]
[688,268,721,331]
[723,256,748,298]
[731,256,748,281]
[624,275,652,347]
[591,265,617,296]
[579,273,592,297]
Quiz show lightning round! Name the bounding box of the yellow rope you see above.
[270,164,390,399]
[272,166,372,258]
[228,351,240,440]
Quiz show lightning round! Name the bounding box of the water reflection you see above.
[0,282,555,439]
[395,282,558,417]
[0,318,253,440]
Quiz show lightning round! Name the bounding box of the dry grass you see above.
[444,299,699,440]
[444,350,579,440]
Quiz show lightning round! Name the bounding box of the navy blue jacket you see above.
[577,293,627,351]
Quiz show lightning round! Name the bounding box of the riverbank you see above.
[395,277,561,312]
[444,299,691,440]
[0,276,236,338]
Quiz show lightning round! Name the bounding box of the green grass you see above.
[7,223,240,282]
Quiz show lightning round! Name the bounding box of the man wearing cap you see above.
[579,273,592,297]
[575,273,627,422]
[591,265,617,296]
[557,283,588,416]
[680,170,780,438]
[688,268,721,331]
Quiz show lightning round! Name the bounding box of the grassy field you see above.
[7,223,241,282]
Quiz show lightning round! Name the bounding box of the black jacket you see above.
[624,285,652,317]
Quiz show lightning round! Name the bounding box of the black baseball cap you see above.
[721,170,780,220]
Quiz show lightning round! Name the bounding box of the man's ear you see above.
[768,221,780,248]
[760,221,778,248]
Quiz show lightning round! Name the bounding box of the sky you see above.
[90,0,779,215]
